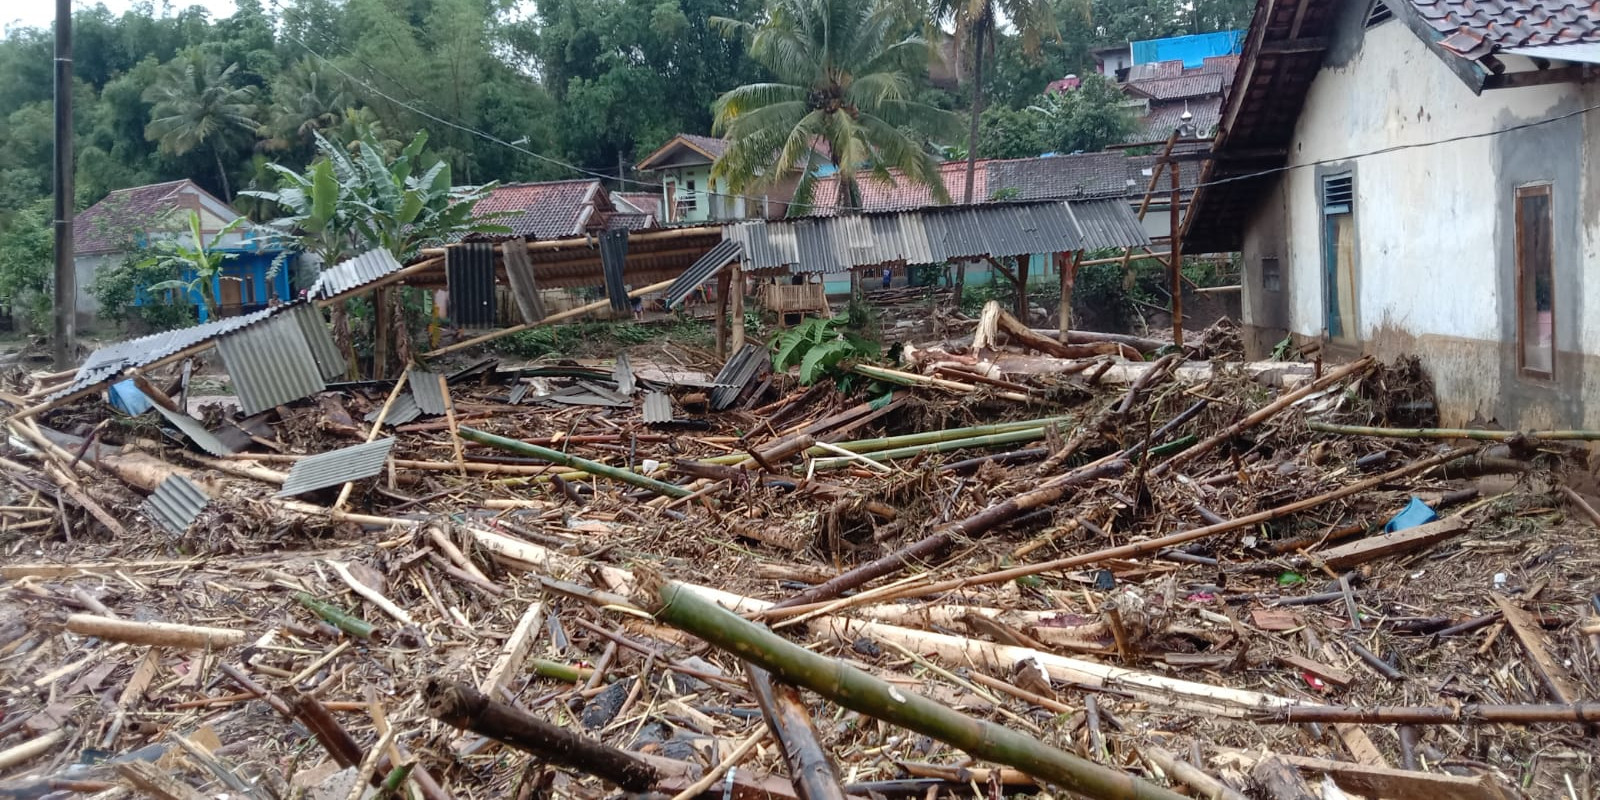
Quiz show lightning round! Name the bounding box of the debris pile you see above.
[2,303,1599,799]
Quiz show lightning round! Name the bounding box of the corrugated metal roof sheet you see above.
[643,391,672,424]
[141,474,209,534]
[56,306,280,401]
[726,200,1150,273]
[711,343,767,410]
[152,404,237,456]
[276,438,398,498]
[408,371,448,416]
[447,243,497,328]
[215,309,328,416]
[501,239,547,323]
[613,352,635,396]
[664,240,741,309]
[365,392,422,426]
[1067,199,1155,251]
[287,303,347,381]
[601,229,631,312]
[310,249,405,301]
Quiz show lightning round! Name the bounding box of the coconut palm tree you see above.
[710,0,959,212]
[143,52,258,200]
[934,0,1059,204]
[260,60,353,156]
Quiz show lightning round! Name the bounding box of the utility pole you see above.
[52,0,75,368]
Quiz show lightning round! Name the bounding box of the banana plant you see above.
[141,211,249,320]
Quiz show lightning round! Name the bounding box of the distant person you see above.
[881,267,892,290]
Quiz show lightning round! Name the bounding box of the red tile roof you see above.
[471,180,604,240]
[806,160,986,214]
[614,192,663,217]
[678,134,729,160]
[73,179,226,255]
[1411,0,1600,59]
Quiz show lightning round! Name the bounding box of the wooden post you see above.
[373,287,390,379]
[1014,256,1029,319]
[1169,160,1184,348]
[1057,251,1081,343]
[439,374,467,478]
[730,267,746,353]
[714,268,731,360]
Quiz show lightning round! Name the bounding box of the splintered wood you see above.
[1,321,1596,800]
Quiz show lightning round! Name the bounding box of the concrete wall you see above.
[1238,17,1600,429]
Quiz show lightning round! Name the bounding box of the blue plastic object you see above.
[107,380,153,416]
[1385,496,1438,533]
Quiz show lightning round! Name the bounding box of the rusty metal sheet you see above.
[276,438,398,497]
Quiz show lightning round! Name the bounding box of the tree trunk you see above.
[962,17,987,205]
[213,146,231,202]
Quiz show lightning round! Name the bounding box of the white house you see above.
[1184,0,1600,430]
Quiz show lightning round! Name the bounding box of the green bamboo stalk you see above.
[633,570,1186,800]
[374,760,415,800]
[459,427,690,498]
[696,416,1076,466]
[295,592,376,640]
[1308,421,1600,441]
[530,658,593,683]
[810,427,1048,471]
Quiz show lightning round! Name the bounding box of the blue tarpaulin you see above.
[1131,31,1245,67]
[1385,496,1439,533]
[108,379,153,416]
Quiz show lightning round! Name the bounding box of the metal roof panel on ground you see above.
[711,343,767,410]
[310,249,406,301]
[141,474,210,534]
[152,404,237,456]
[276,438,398,497]
[664,240,742,308]
[366,392,422,426]
[408,371,448,416]
[613,352,636,396]
[214,309,329,416]
[56,305,281,401]
[643,391,673,424]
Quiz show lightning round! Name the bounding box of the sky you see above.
[3,0,238,35]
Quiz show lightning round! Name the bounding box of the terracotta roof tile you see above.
[1409,0,1600,59]
[472,180,602,240]
[678,134,729,159]
[73,179,216,255]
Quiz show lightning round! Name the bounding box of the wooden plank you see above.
[116,760,207,800]
[482,601,545,699]
[1272,753,1509,800]
[1491,595,1580,704]
[1315,517,1469,569]
[1251,608,1303,631]
[1277,654,1355,688]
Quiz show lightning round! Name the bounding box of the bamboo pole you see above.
[635,572,1187,800]
[1311,421,1600,441]
[1150,356,1375,477]
[1141,745,1248,800]
[459,427,689,498]
[1254,702,1600,725]
[418,225,718,258]
[809,427,1050,471]
[696,416,1072,465]
[438,374,467,477]
[850,364,1035,404]
[66,613,245,649]
[0,730,64,771]
[424,277,676,358]
[335,369,409,510]
[748,666,848,800]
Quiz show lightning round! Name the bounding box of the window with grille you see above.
[1321,173,1357,339]
[1366,0,1393,26]
[1261,257,1281,292]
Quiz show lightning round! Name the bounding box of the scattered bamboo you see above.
[1255,702,1600,725]
[749,665,848,800]
[459,427,689,498]
[0,729,65,772]
[65,613,245,649]
[1309,421,1600,441]
[295,592,378,639]
[635,570,1188,800]
[1142,744,1248,800]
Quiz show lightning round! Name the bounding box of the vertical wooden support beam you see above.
[1169,160,1184,349]
[714,268,731,360]
[730,267,747,353]
[440,374,468,478]
[1014,257,1030,319]
[1057,251,1082,343]
[373,288,390,379]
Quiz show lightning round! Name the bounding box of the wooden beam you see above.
[1482,65,1586,90]
[1315,517,1469,569]
[422,277,677,359]
[1260,37,1329,54]
[1492,595,1580,704]
[1221,750,1511,800]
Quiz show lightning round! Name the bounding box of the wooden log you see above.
[66,613,245,649]
[425,679,659,791]
[1151,356,1375,477]
[424,277,677,358]
[1222,750,1511,800]
[748,666,847,800]
[116,760,206,800]
[635,571,1188,800]
[1313,517,1470,569]
[1559,486,1600,529]
[0,729,64,771]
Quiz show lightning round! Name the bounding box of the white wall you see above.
[1245,19,1600,426]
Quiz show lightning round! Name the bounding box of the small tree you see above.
[1032,75,1137,154]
